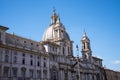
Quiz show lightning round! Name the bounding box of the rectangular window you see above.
[37,70,41,78]
[29,69,34,78]
[52,47,54,51]
[21,68,26,77]
[43,70,47,78]
[13,56,17,63]
[4,55,9,63]
[4,67,9,77]
[12,68,17,77]
[55,48,57,52]
[63,47,64,55]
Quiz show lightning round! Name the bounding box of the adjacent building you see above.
[103,68,120,80]
[0,10,119,80]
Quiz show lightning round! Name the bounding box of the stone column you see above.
[0,65,3,80]
[89,73,92,80]
[82,73,85,80]
[60,70,62,80]
[85,73,88,80]
[94,74,96,80]
[80,72,83,80]
[47,58,50,80]
[41,57,43,80]
[61,70,64,80]
[68,71,71,80]
[85,42,87,49]
[17,67,20,78]
[26,68,29,78]
[58,29,60,38]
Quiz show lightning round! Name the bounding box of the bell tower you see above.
[81,32,92,61]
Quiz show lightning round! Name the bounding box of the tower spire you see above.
[81,31,92,61]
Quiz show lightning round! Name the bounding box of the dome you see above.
[42,10,70,41]
[42,24,70,41]
[42,25,54,41]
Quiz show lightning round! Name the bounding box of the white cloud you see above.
[111,60,120,65]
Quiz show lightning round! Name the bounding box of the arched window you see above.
[44,62,46,67]
[37,61,40,66]
[83,42,85,49]
[30,60,33,66]
[22,58,25,64]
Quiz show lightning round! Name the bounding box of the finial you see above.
[53,7,56,14]
[83,29,87,37]
[84,29,86,35]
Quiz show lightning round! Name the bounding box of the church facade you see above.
[0,10,118,80]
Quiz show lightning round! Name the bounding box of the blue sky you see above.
[0,0,120,70]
